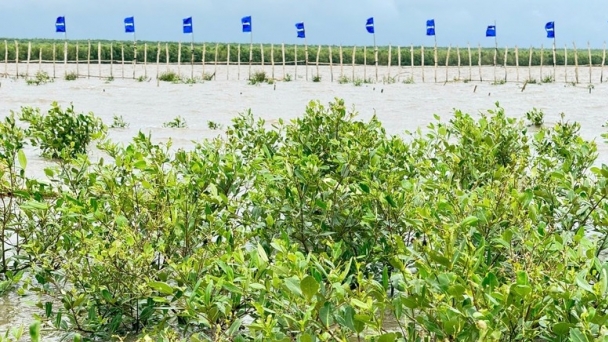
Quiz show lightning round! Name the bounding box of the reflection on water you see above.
[1,65,608,338]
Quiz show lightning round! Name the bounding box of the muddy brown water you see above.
[1,64,608,339]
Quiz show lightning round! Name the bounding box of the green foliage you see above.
[491,79,506,85]
[136,75,147,82]
[337,75,350,84]
[162,116,188,128]
[312,74,321,82]
[526,107,544,126]
[249,70,268,85]
[202,72,214,81]
[158,71,181,82]
[403,76,415,84]
[526,77,537,84]
[2,99,608,341]
[26,71,52,86]
[542,74,555,83]
[109,115,129,129]
[283,73,292,82]
[64,71,78,81]
[18,102,106,159]
[207,120,221,130]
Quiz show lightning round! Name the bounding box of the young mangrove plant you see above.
[64,71,78,81]
[162,115,188,128]
[248,70,268,85]
[526,107,545,126]
[158,71,181,83]
[26,71,52,86]
[109,114,129,129]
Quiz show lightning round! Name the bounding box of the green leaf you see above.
[149,281,174,295]
[227,318,243,336]
[300,333,314,342]
[378,333,397,342]
[257,244,269,263]
[300,276,319,301]
[359,183,370,193]
[283,277,302,297]
[569,328,590,342]
[385,195,397,208]
[319,302,333,326]
[552,322,574,336]
[17,149,26,170]
[576,270,594,293]
[29,321,40,342]
[460,216,479,227]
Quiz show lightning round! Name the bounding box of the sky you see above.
[2,0,608,48]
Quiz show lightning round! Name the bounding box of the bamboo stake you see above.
[339,45,343,79]
[421,46,425,82]
[133,40,137,80]
[588,42,592,83]
[87,40,91,78]
[156,42,161,80]
[601,42,606,83]
[574,42,579,84]
[15,41,19,78]
[98,42,101,79]
[38,47,42,72]
[493,43,497,82]
[261,44,265,67]
[214,43,219,78]
[398,46,401,82]
[190,41,194,80]
[434,42,438,83]
[552,39,557,82]
[316,45,321,79]
[76,42,79,77]
[410,44,414,80]
[110,43,113,78]
[203,44,207,79]
[329,45,333,82]
[504,46,508,82]
[165,43,169,72]
[52,42,56,79]
[144,43,148,78]
[467,43,472,81]
[375,42,379,82]
[236,44,239,80]
[121,43,125,79]
[387,44,392,81]
[3,40,7,78]
[26,42,31,78]
[294,45,298,80]
[528,46,532,82]
[352,46,356,81]
[178,42,182,76]
[227,44,231,80]
[248,40,252,80]
[364,46,367,80]
[457,46,461,80]
[564,44,568,83]
[515,46,519,82]
[304,42,308,81]
[478,44,482,82]
[445,45,451,82]
[540,44,544,81]
[282,43,286,79]
[63,41,67,77]
[271,44,274,79]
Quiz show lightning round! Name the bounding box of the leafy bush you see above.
[109,114,129,128]
[64,71,78,81]
[403,76,415,84]
[136,75,147,82]
[3,99,608,341]
[526,107,544,126]
[283,73,292,82]
[312,75,321,82]
[249,70,268,85]
[337,75,350,84]
[19,102,106,159]
[158,71,180,82]
[162,116,187,128]
[542,74,555,83]
[26,71,52,86]
[202,72,215,81]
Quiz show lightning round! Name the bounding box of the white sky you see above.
[2,0,608,48]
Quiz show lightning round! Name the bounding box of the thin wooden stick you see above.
[574,42,579,84]
[15,41,19,78]
[515,46,519,82]
[540,44,544,81]
[339,45,343,79]
[110,43,113,78]
[3,40,7,78]
[237,44,239,80]
[316,45,321,79]
[457,46,461,80]
[478,44,482,82]
[329,45,333,82]
[63,41,67,77]
[282,43,286,79]
[467,43,472,81]
[98,42,101,79]
[588,41,592,83]
[387,44,392,81]
[363,46,367,80]
[410,44,414,81]
[227,44,231,80]
[178,42,182,76]
[121,43,125,79]
[53,42,56,78]
[398,45,401,82]
[260,43,264,67]
[156,42,160,80]
[564,44,568,83]
[503,46,508,82]
[271,44,274,79]
[165,43,169,72]
[87,40,91,78]
[421,45,425,82]
[493,43,497,82]
[76,42,79,77]
[26,41,31,78]
[445,45,451,82]
[38,47,42,72]
[214,43,219,78]
[294,45,298,80]
[352,46,356,81]
[144,43,148,78]
[528,46,532,82]
[601,42,606,83]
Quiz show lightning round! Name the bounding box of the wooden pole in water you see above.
[294,45,298,80]
[214,43,219,79]
[352,46,356,81]
[178,42,182,76]
[564,44,568,83]
[515,46,519,82]
[398,45,401,82]
[316,45,321,79]
[98,42,101,79]
[601,42,606,83]
[26,41,31,78]
[237,44,240,80]
[63,41,67,77]
[574,42,579,84]
[339,45,343,79]
[410,44,414,81]
[540,44,544,81]
[227,44,231,80]
[165,43,169,72]
[528,46,532,82]
[190,40,194,80]
[467,43,472,81]
[281,43,285,79]
[38,47,42,72]
[363,46,367,80]
[387,44,392,81]
[121,43,125,79]
[493,42,497,82]
[445,45,451,82]
[52,42,56,78]
[421,45,425,82]
[588,42,592,83]
[503,46,508,82]
[329,45,333,82]
[271,44,274,79]
[15,41,19,78]
[260,43,265,68]
[156,42,160,80]
[87,41,91,78]
[434,39,438,83]
[144,43,148,79]
[202,44,207,79]
[76,42,79,77]
[110,43,113,78]
[552,38,557,82]
[374,34,379,82]
[478,44,482,82]
[4,40,7,78]
[304,40,308,81]
[457,46,461,80]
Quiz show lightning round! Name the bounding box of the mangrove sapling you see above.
[64,72,78,81]
[248,70,268,85]
[158,71,181,83]
[525,107,544,127]
[162,116,188,128]
[26,71,52,86]
[109,115,129,128]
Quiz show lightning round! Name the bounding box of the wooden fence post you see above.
[281,43,285,79]
[38,47,42,72]
[478,44,482,82]
[601,42,606,83]
[63,41,67,77]
[352,46,356,81]
[515,46,519,82]
[3,40,7,78]
[387,44,392,81]
[363,46,367,80]
[421,46,425,82]
[467,43,472,81]
[76,42,79,77]
[503,46,508,82]
[52,42,56,78]
[98,42,101,79]
[87,40,91,78]
[339,45,343,79]
[564,44,568,83]
[398,46,401,81]
[156,42,160,80]
[26,41,31,78]
[271,44,274,79]
[165,43,169,72]
[110,43,113,78]
[493,43,497,82]
[237,44,240,80]
[540,44,544,81]
[121,43,125,79]
[574,42,579,84]
[528,46,532,82]
[329,45,333,82]
[15,41,19,78]
[457,46,461,80]
[294,45,298,80]
[214,43,219,79]
[316,45,321,79]
[178,42,182,76]
[144,43,148,78]
[227,44,231,80]
[410,44,414,81]
[445,45,451,82]
[588,42,593,83]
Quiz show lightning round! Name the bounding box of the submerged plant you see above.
[26,71,52,86]
[109,115,129,128]
[249,70,268,85]
[64,71,78,81]
[162,116,188,128]
[158,71,181,83]
[526,107,544,126]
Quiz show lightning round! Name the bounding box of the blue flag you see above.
[295,22,305,38]
[545,21,555,38]
[183,17,193,34]
[366,17,374,34]
[486,25,496,37]
[426,19,435,36]
[242,16,252,33]
[55,16,66,33]
[124,17,135,33]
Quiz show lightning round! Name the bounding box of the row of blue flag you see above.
[55,16,558,40]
